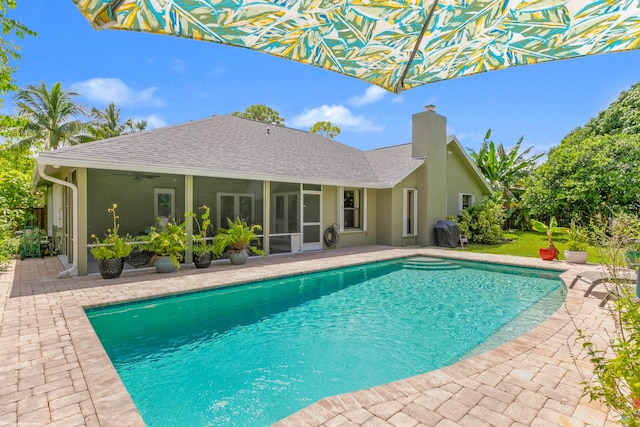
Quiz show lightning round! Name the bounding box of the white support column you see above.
[263,181,270,255]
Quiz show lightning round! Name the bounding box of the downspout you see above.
[37,162,78,278]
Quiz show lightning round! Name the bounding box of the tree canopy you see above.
[231,104,285,126]
[523,133,640,223]
[523,81,640,224]
[10,81,86,151]
[567,81,640,139]
[85,102,147,141]
[0,0,35,101]
[310,121,340,138]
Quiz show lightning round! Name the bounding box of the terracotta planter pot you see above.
[539,247,558,261]
[97,258,124,279]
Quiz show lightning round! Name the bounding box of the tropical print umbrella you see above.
[71,0,640,93]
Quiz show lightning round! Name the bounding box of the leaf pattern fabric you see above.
[72,0,640,93]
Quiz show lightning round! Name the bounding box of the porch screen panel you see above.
[220,195,235,224]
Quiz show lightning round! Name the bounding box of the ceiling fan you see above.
[113,172,161,181]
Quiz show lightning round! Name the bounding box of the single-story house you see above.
[33,105,492,276]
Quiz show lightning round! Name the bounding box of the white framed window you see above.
[339,187,366,231]
[403,188,418,237]
[217,193,255,229]
[458,193,475,212]
[154,188,175,226]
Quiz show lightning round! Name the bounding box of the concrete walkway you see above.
[0,247,621,426]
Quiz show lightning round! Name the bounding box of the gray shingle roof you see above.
[38,115,424,188]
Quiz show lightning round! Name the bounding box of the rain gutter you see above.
[37,162,78,279]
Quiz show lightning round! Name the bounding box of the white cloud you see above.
[291,104,383,132]
[137,114,167,130]
[71,78,163,107]
[348,86,386,107]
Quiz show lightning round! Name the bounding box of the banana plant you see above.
[530,216,569,249]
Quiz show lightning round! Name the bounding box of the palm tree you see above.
[10,81,86,151]
[85,102,147,141]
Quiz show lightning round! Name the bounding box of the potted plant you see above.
[212,217,265,265]
[564,219,589,264]
[90,204,134,279]
[145,218,187,273]
[187,205,214,268]
[531,216,568,261]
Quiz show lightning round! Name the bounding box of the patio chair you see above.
[568,269,638,307]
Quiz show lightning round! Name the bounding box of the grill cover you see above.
[434,220,460,248]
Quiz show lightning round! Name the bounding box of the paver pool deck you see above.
[0,246,622,426]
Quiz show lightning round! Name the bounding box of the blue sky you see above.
[5,2,640,155]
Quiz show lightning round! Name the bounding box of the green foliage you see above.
[309,121,340,138]
[89,204,134,260]
[530,216,568,249]
[454,199,504,244]
[10,81,86,151]
[575,213,640,424]
[0,168,36,227]
[212,217,264,257]
[571,81,640,138]
[524,133,640,222]
[145,219,187,269]
[231,104,285,126]
[590,212,640,268]
[0,205,20,269]
[84,102,147,141]
[187,205,214,254]
[468,129,544,198]
[525,82,640,222]
[0,0,36,101]
[564,220,590,252]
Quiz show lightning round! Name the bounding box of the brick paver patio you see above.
[0,246,622,426]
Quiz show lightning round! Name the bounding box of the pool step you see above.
[401,258,461,271]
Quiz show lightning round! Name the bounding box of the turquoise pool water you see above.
[86,257,565,427]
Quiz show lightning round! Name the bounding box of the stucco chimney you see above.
[412,105,447,246]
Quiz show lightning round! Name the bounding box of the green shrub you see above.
[454,199,504,244]
[0,205,21,270]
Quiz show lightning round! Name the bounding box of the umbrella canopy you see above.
[71,0,640,93]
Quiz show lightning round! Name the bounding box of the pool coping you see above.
[0,246,620,426]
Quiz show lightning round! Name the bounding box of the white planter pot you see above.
[564,250,588,264]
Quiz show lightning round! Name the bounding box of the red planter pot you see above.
[539,247,558,261]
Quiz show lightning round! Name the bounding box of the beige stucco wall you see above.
[322,186,377,249]
[376,189,392,246]
[377,174,421,247]
[445,142,490,217]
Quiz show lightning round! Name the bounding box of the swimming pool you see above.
[86,257,565,427]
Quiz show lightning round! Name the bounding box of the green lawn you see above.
[456,231,604,264]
